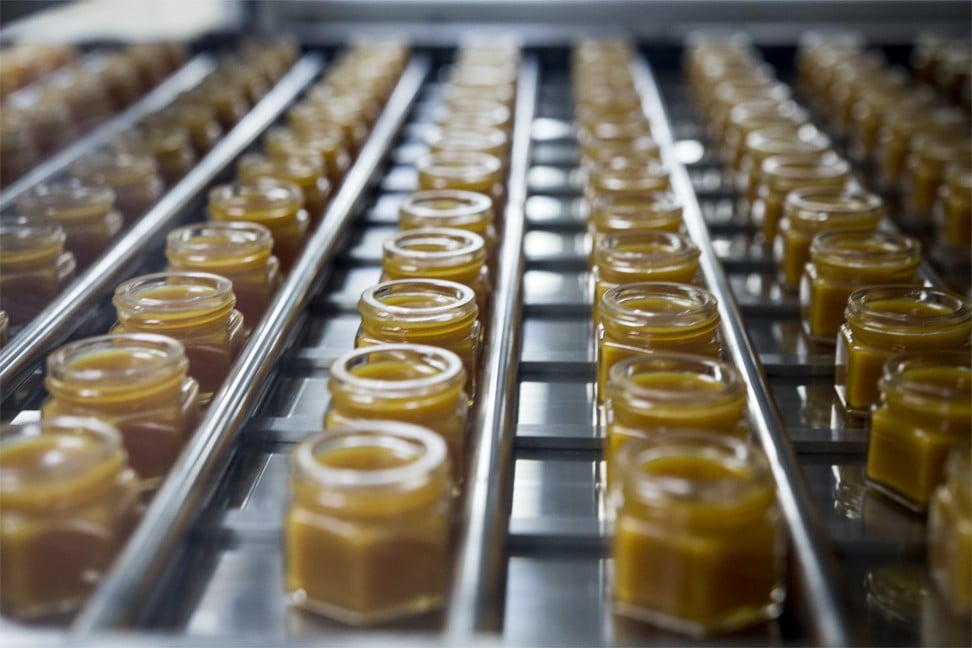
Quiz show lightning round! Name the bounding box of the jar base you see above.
[864,476,930,515]
[612,592,785,639]
[288,588,444,626]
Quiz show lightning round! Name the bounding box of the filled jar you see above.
[836,286,972,415]
[904,133,972,219]
[775,188,885,290]
[867,352,970,511]
[0,220,77,326]
[801,231,922,343]
[166,221,281,328]
[416,151,505,214]
[111,272,246,400]
[326,344,468,483]
[42,333,201,482]
[208,179,309,272]
[585,160,671,203]
[0,417,139,620]
[69,152,164,224]
[589,193,684,246]
[934,164,972,249]
[237,152,331,223]
[264,126,351,187]
[928,445,972,618]
[398,190,497,254]
[285,421,452,625]
[612,431,785,636]
[110,123,196,185]
[597,282,723,401]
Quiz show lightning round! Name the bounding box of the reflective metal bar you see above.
[0,54,324,401]
[0,55,215,213]
[631,56,857,646]
[71,54,430,634]
[446,56,539,636]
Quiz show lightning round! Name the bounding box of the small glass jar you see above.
[585,161,671,202]
[357,279,481,394]
[0,220,77,326]
[208,179,309,272]
[867,352,971,511]
[416,151,505,214]
[285,421,452,625]
[96,53,142,109]
[398,190,497,253]
[22,98,76,159]
[935,164,972,249]
[0,111,40,187]
[69,152,164,224]
[612,431,785,636]
[111,124,196,185]
[836,287,972,415]
[753,154,851,244]
[264,126,351,187]
[801,231,922,343]
[147,100,223,155]
[876,107,966,190]
[237,152,331,223]
[0,417,139,620]
[426,125,508,165]
[166,222,281,328]
[776,188,885,290]
[605,354,748,470]
[111,272,246,400]
[47,69,113,133]
[928,444,972,618]
[592,231,701,320]
[740,125,832,204]
[42,334,201,482]
[589,193,684,246]
[288,100,368,153]
[437,99,512,133]
[597,282,723,401]
[188,79,249,129]
[904,133,972,219]
[17,182,124,268]
[381,228,491,316]
[579,135,661,172]
[305,84,382,126]
[724,100,809,169]
[326,344,468,482]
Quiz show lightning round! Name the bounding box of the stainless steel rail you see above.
[0,54,323,401]
[0,55,215,213]
[71,54,430,634]
[631,56,857,646]
[446,56,539,636]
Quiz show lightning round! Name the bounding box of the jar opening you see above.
[360,279,476,323]
[383,228,486,267]
[113,271,235,315]
[331,344,465,396]
[601,282,719,329]
[847,286,971,330]
[609,353,744,405]
[882,352,972,403]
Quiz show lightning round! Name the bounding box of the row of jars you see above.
[1,42,189,187]
[0,41,301,335]
[687,31,971,619]
[283,39,520,626]
[573,39,787,638]
[0,41,407,623]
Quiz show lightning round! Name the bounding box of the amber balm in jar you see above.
[612,431,785,636]
[0,417,139,620]
[0,220,77,326]
[285,421,452,625]
[928,445,972,618]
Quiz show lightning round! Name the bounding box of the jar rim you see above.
[0,218,66,250]
[208,178,304,209]
[416,151,503,178]
[70,151,159,183]
[600,282,720,328]
[113,271,235,314]
[359,279,477,323]
[17,180,116,216]
[881,351,972,403]
[811,230,920,266]
[293,421,447,490]
[47,332,188,384]
[167,220,274,250]
[762,153,849,180]
[238,151,323,177]
[608,352,745,405]
[330,343,465,396]
[595,231,700,267]
[383,227,487,266]
[400,190,493,221]
[846,285,972,328]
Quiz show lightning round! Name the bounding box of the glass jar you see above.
[237,152,331,223]
[147,100,223,155]
[398,190,497,253]
[585,161,671,202]
[724,100,809,170]
[612,431,785,636]
[111,124,197,185]
[802,231,922,343]
[17,182,124,268]
[285,421,452,625]
[166,222,281,328]
[876,107,966,191]
[597,282,723,401]
[776,188,885,290]
[0,417,139,620]
[42,334,201,483]
[867,351,970,511]
[305,85,382,126]
[288,100,368,153]
[592,231,701,320]
[188,79,249,129]
[935,164,972,249]
[589,193,684,246]
[357,279,481,395]
[740,126,832,204]
[326,344,468,482]
[97,53,142,109]
[836,287,972,415]
[0,220,77,326]
[22,98,76,159]
[904,133,972,219]
[208,179,309,272]
[0,111,40,187]
[753,154,851,244]
[416,151,505,214]
[579,135,661,172]
[928,445,972,618]
[381,228,491,316]
[69,152,164,224]
[264,126,351,186]
[426,125,508,165]
[605,353,748,471]
[111,272,246,400]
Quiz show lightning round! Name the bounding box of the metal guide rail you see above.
[653,45,971,646]
[0,51,323,407]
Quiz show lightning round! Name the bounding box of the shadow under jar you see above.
[0,417,139,621]
[42,333,201,485]
[835,286,972,416]
[285,421,452,626]
[111,272,245,401]
[612,431,786,637]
